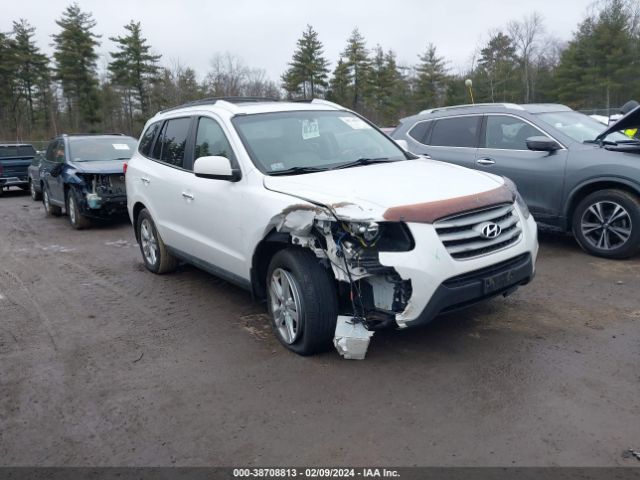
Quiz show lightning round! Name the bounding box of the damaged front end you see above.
[272,204,414,359]
[72,173,128,218]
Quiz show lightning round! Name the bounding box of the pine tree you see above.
[12,19,50,136]
[0,32,18,138]
[476,32,518,102]
[341,28,370,111]
[415,43,448,109]
[368,47,402,125]
[52,3,102,130]
[281,25,330,99]
[327,58,351,107]
[555,0,637,110]
[108,20,161,124]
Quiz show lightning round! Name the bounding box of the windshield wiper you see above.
[333,157,396,170]
[268,166,329,176]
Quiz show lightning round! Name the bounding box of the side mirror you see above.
[395,139,409,151]
[526,136,561,152]
[50,163,64,177]
[194,155,240,181]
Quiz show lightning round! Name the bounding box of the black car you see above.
[0,143,37,196]
[40,134,138,229]
[392,103,640,259]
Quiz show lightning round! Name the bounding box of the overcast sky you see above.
[2,0,596,82]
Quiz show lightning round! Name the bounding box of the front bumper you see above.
[403,252,533,327]
[79,193,128,219]
[0,176,28,187]
[379,204,539,328]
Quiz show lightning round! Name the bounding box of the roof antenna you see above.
[465,79,475,105]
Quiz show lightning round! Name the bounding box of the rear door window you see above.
[154,117,191,169]
[429,116,481,148]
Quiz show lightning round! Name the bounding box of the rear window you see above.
[408,121,432,144]
[0,145,36,159]
[429,116,481,148]
[139,122,161,157]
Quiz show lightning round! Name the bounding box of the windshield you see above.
[536,111,629,143]
[232,110,407,174]
[69,137,138,162]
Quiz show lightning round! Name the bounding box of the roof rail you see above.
[159,96,279,114]
[62,133,126,136]
[419,103,525,115]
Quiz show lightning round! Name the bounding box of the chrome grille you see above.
[435,203,522,260]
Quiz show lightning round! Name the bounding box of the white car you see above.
[126,98,538,357]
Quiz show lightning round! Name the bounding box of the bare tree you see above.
[508,12,545,103]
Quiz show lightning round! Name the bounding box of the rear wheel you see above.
[30,179,41,201]
[67,189,91,230]
[573,189,640,259]
[136,208,178,274]
[266,248,338,355]
[43,186,62,216]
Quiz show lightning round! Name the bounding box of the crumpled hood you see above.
[263,159,504,220]
[71,160,126,174]
[597,105,640,141]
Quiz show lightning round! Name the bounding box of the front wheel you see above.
[573,189,640,259]
[266,248,338,355]
[67,189,91,230]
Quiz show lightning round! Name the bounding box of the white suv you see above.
[126,98,538,357]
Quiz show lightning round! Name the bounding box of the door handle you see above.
[140,177,150,184]
[181,192,194,200]
[476,158,495,166]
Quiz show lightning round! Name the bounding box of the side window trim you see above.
[410,114,482,148]
[479,113,566,151]
[145,116,195,172]
[193,115,242,173]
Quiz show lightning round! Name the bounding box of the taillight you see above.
[123,162,128,175]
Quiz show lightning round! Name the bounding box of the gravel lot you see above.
[1,188,639,467]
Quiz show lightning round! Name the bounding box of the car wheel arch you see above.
[132,202,148,242]
[250,229,291,300]
[565,178,640,230]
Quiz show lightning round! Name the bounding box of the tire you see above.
[42,185,62,216]
[29,179,41,201]
[266,248,338,355]
[572,189,640,259]
[67,189,91,230]
[136,208,178,274]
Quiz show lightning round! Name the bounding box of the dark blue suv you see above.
[40,134,137,229]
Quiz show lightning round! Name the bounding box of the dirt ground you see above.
[0,187,639,467]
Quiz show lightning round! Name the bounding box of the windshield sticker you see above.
[113,143,131,150]
[270,162,285,171]
[340,117,371,130]
[302,119,320,140]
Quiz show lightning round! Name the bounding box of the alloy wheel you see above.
[269,268,303,344]
[140,218,159,266]
[580,201,632,251]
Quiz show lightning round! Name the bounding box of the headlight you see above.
[502,176,530,219]
[515,191,531,219]
[345,221,414,251]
